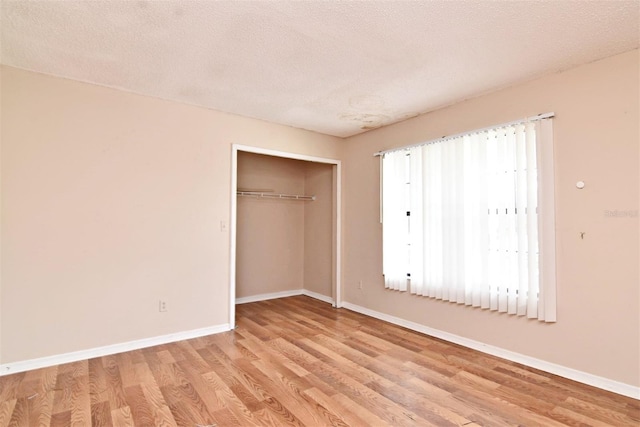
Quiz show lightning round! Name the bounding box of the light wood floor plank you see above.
[69,373,91,426]
[0,399,16,426]
[110,405,134,427]
[90,400,113,427]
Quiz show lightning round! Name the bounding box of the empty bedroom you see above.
[1,1,638,426]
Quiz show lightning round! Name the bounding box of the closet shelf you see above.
[237,191,315,201]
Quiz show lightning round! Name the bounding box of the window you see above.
[381,116,556,322]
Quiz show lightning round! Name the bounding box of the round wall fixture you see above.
[576,181,585,189]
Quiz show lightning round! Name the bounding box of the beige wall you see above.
[0,66,342,363]
[236,152,334,299]
[303,162,334,298]
[343,49,639,387]
[236,152,306,297]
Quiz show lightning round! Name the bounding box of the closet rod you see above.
[237,191,315,201]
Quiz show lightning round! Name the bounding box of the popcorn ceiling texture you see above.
[1,0,638,137]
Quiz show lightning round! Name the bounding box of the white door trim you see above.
[229,144,342,329]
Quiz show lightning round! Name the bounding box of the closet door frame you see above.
[230,144,342,329]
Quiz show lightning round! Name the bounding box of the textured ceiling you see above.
[1,1,639,137]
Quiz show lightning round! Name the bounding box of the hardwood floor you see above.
[1,296,638,426]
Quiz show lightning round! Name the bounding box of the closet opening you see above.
[229,145,341,328]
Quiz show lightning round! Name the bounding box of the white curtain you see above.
[382,150,409,291]
[382,119,556,322]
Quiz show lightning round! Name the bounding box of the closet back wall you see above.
[237,152,306,298]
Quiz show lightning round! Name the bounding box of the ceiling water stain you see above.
[339,112,389,130]
[343,95,393,129]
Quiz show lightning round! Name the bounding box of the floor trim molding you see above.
[0,323,230,376]
[236,289,304,305]
[342,301,640,400]
[236,289,334,305]
[302,289,335,305]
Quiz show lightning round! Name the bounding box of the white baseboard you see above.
[302,289,335,305]
[0,323,230,376]
[236,289,304,304]
[342,301,639,400]
[236,289,334,305]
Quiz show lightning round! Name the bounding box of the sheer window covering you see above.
[381,117,556,322]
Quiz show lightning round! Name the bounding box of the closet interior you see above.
[236,151,335,303]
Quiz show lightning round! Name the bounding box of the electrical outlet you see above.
[358,280,363,290]
[220,220,228,232]
[159,300,168,312]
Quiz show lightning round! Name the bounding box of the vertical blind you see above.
[382,118,556,322]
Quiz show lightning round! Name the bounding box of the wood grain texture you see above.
[0,296,638,426]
